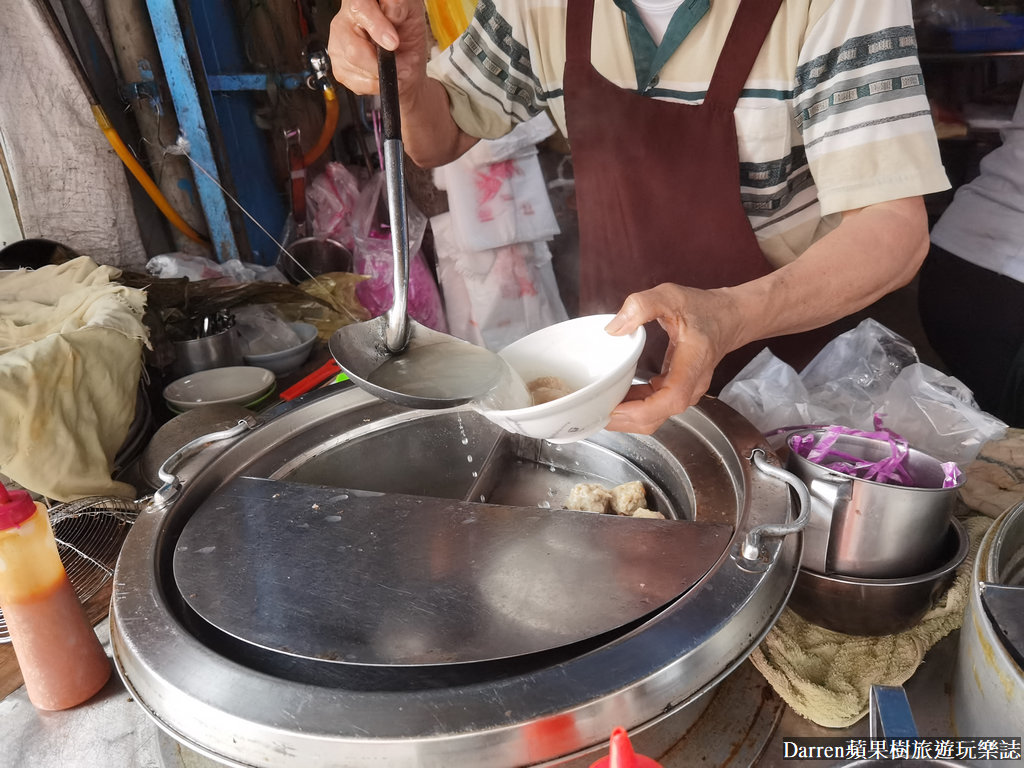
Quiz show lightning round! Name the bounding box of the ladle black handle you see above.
[377,48,401,141]
[377,46,410,353]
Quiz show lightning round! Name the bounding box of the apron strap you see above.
[704,0,785,109]
[566,0,597,63]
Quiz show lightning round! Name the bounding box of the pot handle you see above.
[151,417,258,508]
[738,449,810,565]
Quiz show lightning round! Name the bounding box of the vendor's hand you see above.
[328,0,430,99]
[603,284,741,434]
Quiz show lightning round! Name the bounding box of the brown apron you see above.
[564,0,828,388]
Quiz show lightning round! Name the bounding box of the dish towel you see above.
[749,513,993,728]
[0,257,149,501]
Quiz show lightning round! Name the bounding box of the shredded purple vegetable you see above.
[789,417,962,488]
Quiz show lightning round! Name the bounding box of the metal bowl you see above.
[785,429,963,578]
[278,236,352,284]
[787,516,969,636]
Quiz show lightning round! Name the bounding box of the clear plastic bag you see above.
[718,348,834,434]
[719,318,1008,464]
[799,318,920,430]
[880,363,1007,465]
[233,305,301,355]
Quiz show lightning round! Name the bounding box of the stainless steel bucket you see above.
[952,501,1024,766]
[786,430,964,577]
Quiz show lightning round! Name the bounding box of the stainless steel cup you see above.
[171,327,244,379]
[785,429,964,578]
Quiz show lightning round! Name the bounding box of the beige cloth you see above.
[0,258,149,501]
[750,514,993,729]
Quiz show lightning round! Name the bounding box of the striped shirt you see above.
[426,0,950,266]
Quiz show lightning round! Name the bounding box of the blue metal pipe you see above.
[144,0,239,262]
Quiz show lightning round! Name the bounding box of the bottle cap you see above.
[0,481,38,530]
[589,727,663,768]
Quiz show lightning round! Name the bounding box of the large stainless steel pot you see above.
[110,386,804,767]
[952,501,1024,766]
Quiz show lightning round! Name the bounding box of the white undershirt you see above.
[632,0,685,45]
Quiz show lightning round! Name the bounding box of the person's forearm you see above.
[400,77,480,168]
[719,196,930,350]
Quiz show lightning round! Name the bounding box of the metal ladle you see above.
[328,49,511,409]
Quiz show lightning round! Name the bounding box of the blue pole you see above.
[145,0,239,262]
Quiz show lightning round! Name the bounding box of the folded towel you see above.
[750,514,993,728]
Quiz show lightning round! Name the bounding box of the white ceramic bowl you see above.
[164,366,275,411]
[242,322,318,376]
[476,315,645,443]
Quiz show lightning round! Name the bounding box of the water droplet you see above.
[461,437,469,445]
[538,501,551,509]
[471,471,479,478]
[324,515,342,522]
[466,455,474,463]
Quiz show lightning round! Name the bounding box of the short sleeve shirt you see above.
[426,0,951,266]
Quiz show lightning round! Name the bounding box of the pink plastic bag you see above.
[307,163,361,251]
[351,172,448,332]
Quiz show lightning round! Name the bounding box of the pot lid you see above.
[173,476,732,668]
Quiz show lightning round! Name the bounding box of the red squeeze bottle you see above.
[589,727,664,768]
[0,482,111,710]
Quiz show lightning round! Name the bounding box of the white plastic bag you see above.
[432,212,568,350]
[146,253,287,283]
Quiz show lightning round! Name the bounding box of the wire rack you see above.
[0,496,146,642]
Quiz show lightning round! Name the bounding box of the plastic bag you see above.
[431,212,568,350]
[307,162,361,250]
[913,0,1010,30]
[719,318,1008,464]
[799,318,920,430]
[351,172,448,332]
[718,348,834,434]
[276,272,372,342]
[233,305,301,355]
[147,253,288,284]
[880,363,1007,466]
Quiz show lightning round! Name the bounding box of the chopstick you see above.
[280,359,343,401]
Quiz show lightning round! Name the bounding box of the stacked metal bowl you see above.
[783,428,968,635]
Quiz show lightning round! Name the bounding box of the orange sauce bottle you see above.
[0,482,111,710]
